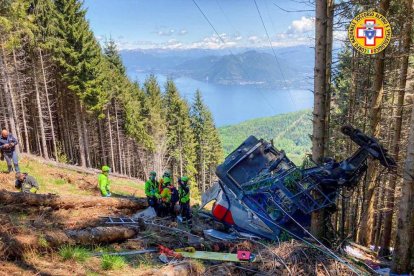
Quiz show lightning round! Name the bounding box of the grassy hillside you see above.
[219,110,312,164]
[0,155,144,197]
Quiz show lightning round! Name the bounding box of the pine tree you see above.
[143,75,167,175]
[190,90,222,192]
[163,79,197,191]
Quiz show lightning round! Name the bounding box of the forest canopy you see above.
[0,0,222,194]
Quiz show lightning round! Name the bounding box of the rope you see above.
[245,191,363,274]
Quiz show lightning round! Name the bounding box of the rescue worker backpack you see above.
[170,186,179,203]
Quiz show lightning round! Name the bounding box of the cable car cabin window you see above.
[227,142,288,188]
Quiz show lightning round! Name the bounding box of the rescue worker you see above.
[169,178,179,218]
[0,129,20,173]
[159,172,172,217]
[145,171,160,214]
[178,176,192,226]
[98,165,111,197]
[15,172,39,193]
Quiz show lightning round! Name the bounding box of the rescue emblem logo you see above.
[348,11,392,55]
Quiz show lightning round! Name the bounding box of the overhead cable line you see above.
[192,0,227,45]
[253,0,296,106]
[192,0,279,115]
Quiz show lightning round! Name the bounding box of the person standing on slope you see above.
[178,176,192,226]
[98,165,111,197]
[145,171,161,214]
[159,171,172,217]
[0,129,20,173]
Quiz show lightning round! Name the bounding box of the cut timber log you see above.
[2,226,142,258]
[0,189,147,210]
[46,226,142,246]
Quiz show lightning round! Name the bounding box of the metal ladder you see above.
[102,216,139,225]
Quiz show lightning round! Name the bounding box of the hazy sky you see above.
[83,0,315,50]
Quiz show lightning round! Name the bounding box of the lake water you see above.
[131,72,314,127]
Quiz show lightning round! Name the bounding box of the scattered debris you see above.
[93,248,157,256]
[132,207,157,220]
[177,250,255,262]
[203,229,238,241]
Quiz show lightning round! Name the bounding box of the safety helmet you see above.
[181,176,189,182]
[102,165,110,172]
[163,170,171,178]
[150,171,156,176]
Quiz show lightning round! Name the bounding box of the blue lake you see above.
[131,72,314,127]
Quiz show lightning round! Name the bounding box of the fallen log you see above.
[47,226,142,246]
[0,190,147,210]
[2,226,142,258]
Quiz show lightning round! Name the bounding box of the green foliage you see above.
[1,0,223,197]
[59,245,90,263]
[38,235,49,248]
[142,74,167,152]
[163,79,197,187]
[101,254,126,270]
[54,0,106,112]
[56,142,68,163]
[219,110,312,164]
[190,90,222,192]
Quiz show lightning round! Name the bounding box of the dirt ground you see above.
[0,158,366,275]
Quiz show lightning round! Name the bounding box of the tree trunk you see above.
[74,99,86,167]
[391,96,414,273]
[39,48,58,160]
[12,49,29,153]
[324,0,334,156]
[3,226,141,258]
[311,0,329,239]
[79,104,91,167]
[0,44,19,151]
[380,0,413,256]
[98,119,107,166]
[107,108,116,171]
[358,0,391,246]
[114,102,124,174]
[32,63,49,159]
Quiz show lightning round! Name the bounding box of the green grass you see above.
[59,245,90,263]
[219,110,312,165]
[54,178,67,185]
[0,155,145,197]
[101,254,126,270]
[38,235,49,248]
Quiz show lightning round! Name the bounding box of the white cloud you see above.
[287,16,314,34]
[333,30,347,41]
[155,28,188,36]
[157,28,175,36]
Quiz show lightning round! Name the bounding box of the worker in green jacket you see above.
[178,176,191,226]
[98,165,111,197]
[159,173,172,217]
[145,171,160,214]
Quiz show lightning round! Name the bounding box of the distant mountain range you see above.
[120,46,314,89]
